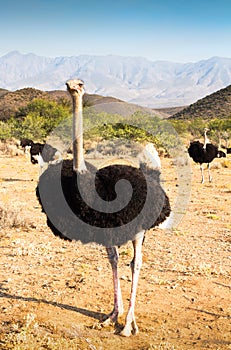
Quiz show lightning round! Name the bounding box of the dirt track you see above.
[0,153,230,349]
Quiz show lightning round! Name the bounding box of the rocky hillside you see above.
[0,88,123,121]
[171,84,231,120]
[1,84,231,122]
[0,88,50,120]
[0,88,8,97]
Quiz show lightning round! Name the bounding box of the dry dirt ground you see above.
[0,152,230,350]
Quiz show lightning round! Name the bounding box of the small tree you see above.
[5,99,71,141]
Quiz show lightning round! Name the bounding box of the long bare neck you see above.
[203,130,210,148]
[72,94,86,172]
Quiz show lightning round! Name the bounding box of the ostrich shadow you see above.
[0,289,101,319]
[0,287,114,326]
[0,287,132,334]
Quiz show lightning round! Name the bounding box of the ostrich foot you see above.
[91,313,116,331]
[99,310,125,334]
[101,311,117,324]
[102,303,124,325]
[102,305,124,325]
[120,319,138,337]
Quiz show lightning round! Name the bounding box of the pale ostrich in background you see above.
[36,79,171,336]
[188,128,226,183]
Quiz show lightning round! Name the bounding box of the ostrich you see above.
[20,138,62,173]
[188,128,226,183]
[20,138,33,153]
[36,79,171,337]
[30,142,62,174]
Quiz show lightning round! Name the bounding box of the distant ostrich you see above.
[188,128,226,183]
[30,142,62,174]
[36,79,171,336]
[20,139,62,174]
[20,138,33,153]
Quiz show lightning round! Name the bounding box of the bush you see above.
[0,121,12,139]
[169,117,231,142]
[0,204,34,231]
[0,99,71,141]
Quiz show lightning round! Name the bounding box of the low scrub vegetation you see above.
[0,97,230,151]
[1,99,71,141]
[170,117,231,144]
[0,203,34,232]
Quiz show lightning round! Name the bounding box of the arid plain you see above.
[0,149,230,350]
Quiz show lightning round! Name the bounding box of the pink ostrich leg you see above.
[120,231,144,336]
[105,246,124,323]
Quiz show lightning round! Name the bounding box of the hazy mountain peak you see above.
[0,51,231,108]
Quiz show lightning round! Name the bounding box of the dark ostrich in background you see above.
[36,79,171,336]
[30,142,62,174]
[20,139,62,174]
[188,128,226,183]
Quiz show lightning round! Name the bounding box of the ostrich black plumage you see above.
[36,79,171,336]
[188,128,226,183]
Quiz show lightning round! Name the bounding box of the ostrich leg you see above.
[104,247,124,323]
[120,230,144,337]
[208,163,212,182]
[200,164,204,183]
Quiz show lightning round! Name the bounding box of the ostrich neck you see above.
[203,130,210,148]
[72,94,86,172]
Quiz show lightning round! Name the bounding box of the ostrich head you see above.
[66,79,85,97]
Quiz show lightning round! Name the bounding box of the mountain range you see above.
[0,51,231,108]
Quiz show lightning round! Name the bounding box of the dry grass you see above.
[0,140,24,156]
[85,138,143,159]
[0,204,35,233]
[221,158,231,168]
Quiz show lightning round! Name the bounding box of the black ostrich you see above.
[36,79,171,336]
[30,142,62,173]
[20,138,33,152]
[188,128,226,183]
[20,139,62,174]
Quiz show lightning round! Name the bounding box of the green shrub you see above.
[0,121,12,139]
[0,99,71,141]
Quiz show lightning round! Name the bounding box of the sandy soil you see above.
[0,153,230,350]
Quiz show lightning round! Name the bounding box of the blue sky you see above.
[1,0,231,62]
